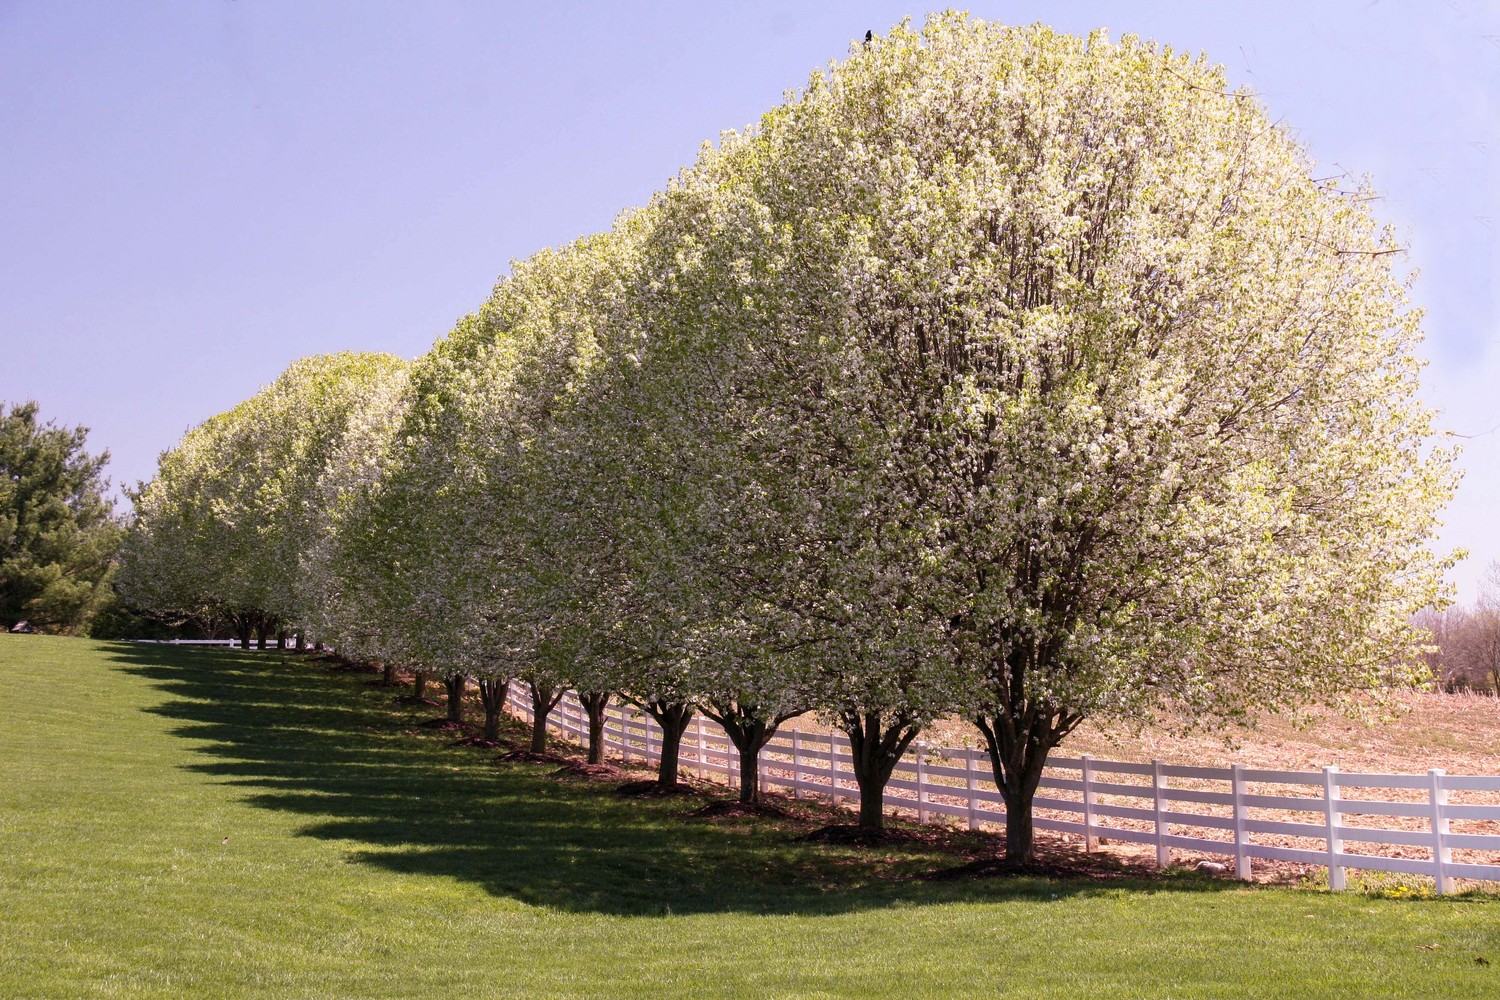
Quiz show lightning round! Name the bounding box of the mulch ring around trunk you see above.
[690,800,794,820]
[615,779,701,798]
[326,659,381,674]
[794,823,994,854]
[796,824,921,848]
[419,718,469,731]
[550,761,627,781]
[494,749,573,765]
[451,735,505,749]
[924,849,1167,883]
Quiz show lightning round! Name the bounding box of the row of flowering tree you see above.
[118,14,1457,862]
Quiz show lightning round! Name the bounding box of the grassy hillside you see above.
[2,635,1498,998]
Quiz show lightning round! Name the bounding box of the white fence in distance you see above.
[131,638,315,650]
[506,687,1500,893]
[133,639,243,646]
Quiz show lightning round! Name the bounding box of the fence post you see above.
[621,708,631,765]
[1323,766,1345,891]
[915,743,929,823]
[757,738,767,797]
[966,748,980,831]
[644,712,655,764]
[1429,768,1453,894]
[829,734,842,805]
[695,716,706,780]
[1152,759,1170,867]
[792,730,803,800]
[1232,763,1251,881]
[1081,755,1096,851]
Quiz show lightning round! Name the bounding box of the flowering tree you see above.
[356,221,658,749]
[120,401,286,645]
[622,14,1456,849]
[122,353,408,650]
[304,362,413,679]
[679,616,811,805]
[118,412,242,635]
[347,335,490,722]
[120,16,1456,863]
[497,212,749,783]
[245,353,410,646]
[614,92,962,825]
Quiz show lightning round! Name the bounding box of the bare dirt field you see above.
[904,691,1500,775]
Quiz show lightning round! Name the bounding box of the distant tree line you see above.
[113,16,1456,861]
[1417,563,1500,694]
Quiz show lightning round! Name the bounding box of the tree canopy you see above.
[605,15,1456,853]
[0,401,122,633]
[118,13,1459,860]
[118,353,407,643]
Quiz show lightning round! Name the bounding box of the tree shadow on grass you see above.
[104,643,1247,917]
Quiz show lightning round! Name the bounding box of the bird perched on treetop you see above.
[864,30,873,47]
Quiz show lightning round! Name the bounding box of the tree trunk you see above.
[413,671,428,700]
[444,674,466,723]
[706,702,801,805]
[236,621,251,649]
[838,710,922,832]
[255,621,268,650]
[738,744,762,801]
[276,630,287,650]
[657,721,684,787]
[528,679,564,754]
[295,633,306,651]
[1004,794,1036,861]
[579,691,611,764]
[643,700,694,788]
[477,678,510,741]
[974,705,1080,863]
[382,662,397,686]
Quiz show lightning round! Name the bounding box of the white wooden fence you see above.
[506,688,1500,893]
[133,639,242,646]
[131,638,315,650]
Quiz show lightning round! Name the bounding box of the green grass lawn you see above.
[2,635,1499,998]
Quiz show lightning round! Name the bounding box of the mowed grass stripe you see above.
[1,635,1497,998]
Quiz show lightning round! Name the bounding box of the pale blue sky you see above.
[1,1,1496,601]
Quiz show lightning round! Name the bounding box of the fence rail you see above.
[505,687,1500,893]
[132,639,242,646]
[130,638,320,651]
